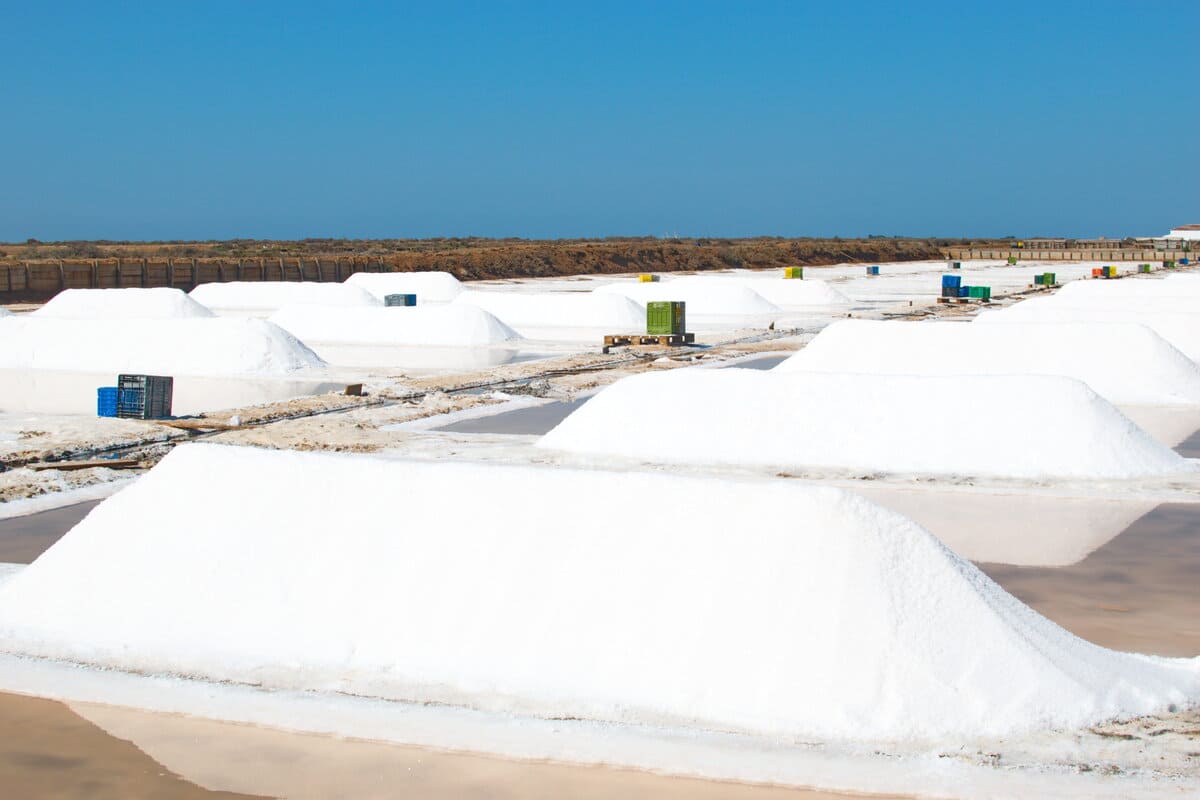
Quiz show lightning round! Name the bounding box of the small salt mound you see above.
[0,443,1195,743]
[344,271,464,303]
[454,290,644,330]
[1054,277,1200,301]
[777,319,1200,406]
[269,304,520,347]
[595,278,781,315]
[977,301,1200,362]
[0,317,323,375]
[190,281,381,314]
[35,288,215,319]
[538,370,1190,480]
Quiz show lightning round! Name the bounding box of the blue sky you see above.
[1,1,1195,240]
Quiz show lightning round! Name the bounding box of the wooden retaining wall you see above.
[0,257,390,298]
[940,248,1177,262]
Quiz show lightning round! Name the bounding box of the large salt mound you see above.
[0,443,1195,743]
[0,317,323,375]
[35,288,215,319]
[538,370,1190,480]
[0,308,11,317]
[190,281,381,314]
[1054,277,1200,301]
[344,271,464,303]
[655,274,850,308]
[269,304,520,346]
[595,279,781,315]
[976,302,1200,362]
[453,290,644,331]
[776,319,1200,406]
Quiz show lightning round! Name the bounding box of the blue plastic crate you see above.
[941,275,961,289]
[866,265,880,276]
[384,293,417,307]
[958,286,970,298]
[97,387,119,417]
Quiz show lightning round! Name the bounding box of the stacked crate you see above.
[1139,263,1152,274]
[384,294,417,307]
[116,374,173,420]
[638,273,659,283]
[940,274,961,299]
[866,265,880,276]
[646,301,686,335]
[96,387,119,418]
[783,267,803,279]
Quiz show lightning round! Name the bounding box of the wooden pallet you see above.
[603,332,696,352]
[936,297,990,304]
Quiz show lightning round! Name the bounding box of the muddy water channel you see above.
[0,694,895,800]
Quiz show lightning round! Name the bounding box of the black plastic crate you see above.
[116,374,174,419]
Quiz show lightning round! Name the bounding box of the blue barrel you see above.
[97,387,119,417]
[941,275,961,289]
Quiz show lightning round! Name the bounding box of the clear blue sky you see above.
[1,1,1195,241]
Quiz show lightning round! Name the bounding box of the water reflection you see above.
[853,486,1156,567]
[0,370,344,416]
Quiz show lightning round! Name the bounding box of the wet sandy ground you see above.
[0,693,903,800]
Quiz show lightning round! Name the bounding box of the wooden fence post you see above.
[314,257,323,281]
[236,259,243,280]
[167,259,175,288]
[191,258,198,287]
[92,260,99,288]
[217,260,226,282]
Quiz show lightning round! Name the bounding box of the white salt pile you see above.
[190,281,381,314]
[0,443,1195,743]
[976,302,1200,362]
[738,277,853,307]
[0,308,11,317]
[269,304,520,347]
[595,278,781,315]
[453,290,644,333]
[1054,276,1200,302]
[0,317,324,375]
[777,319,1200,406]
[344,271,464,303]
[34,288,215,319]
[538,370,1191,480]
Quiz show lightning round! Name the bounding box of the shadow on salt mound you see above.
[538,370,1192,480]
[976,302,1200,362]
[35,288,214,319]
[190,281,381,314]
[269,304,520,347]
[453,290,644,330]
[0,317,324,375]
[777,319,1200,406]
[594,279,781,315]
[0,443,1196,743]
[344,271,464,303]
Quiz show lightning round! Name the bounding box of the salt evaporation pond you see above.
[778,319,1200,406]
[1,444,1197,744]
[538,369,1193,481]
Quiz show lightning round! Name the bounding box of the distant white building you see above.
[1167,224,1200,241]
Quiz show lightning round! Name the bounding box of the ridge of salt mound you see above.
[453,290,644,330]
[0,443,1196,742]
[976,301,1200,362]
[776,319,1200,406]
[0,317,324,375]
[538,370,1191,480]
[344,271,464,303]
[35,288,214,319]
[1054,277,1200,301]
[594,279,781,315]
[190,282,381,313]
[668,275,851,308]
[269,304,520,347]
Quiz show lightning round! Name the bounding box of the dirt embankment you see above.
[2,237,951,283]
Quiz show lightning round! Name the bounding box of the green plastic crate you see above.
[784,266,803,279]
[646,301,686,335]
[1034,274,1045,285]
[1043,272,1056,285]
[1165,260,1176,269]
[1007,256,1018,265]
[1139,263,1151,274]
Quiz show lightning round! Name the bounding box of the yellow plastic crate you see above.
[638,273,659,283]
[784,267,803,279]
